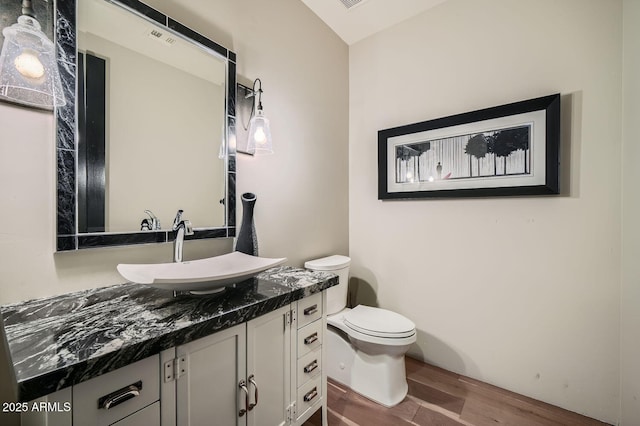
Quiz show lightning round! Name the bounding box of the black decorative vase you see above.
[235,192,258,256]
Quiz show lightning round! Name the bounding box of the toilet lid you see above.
[344,305,415,338]
[304,255,351,271]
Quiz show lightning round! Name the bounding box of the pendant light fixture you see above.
[0,0,65,109]
[246,78,273,155]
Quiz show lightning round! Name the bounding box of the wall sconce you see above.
[245,78,273,155]
[0,0,65,109]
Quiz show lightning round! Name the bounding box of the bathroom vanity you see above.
[1,267,336,426]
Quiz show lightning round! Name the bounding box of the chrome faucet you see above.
[144,210,161,230]
[172,209,194,263]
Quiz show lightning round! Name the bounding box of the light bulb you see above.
[14,49,45,80]
[246,102,273,154]
[254,126,266,144]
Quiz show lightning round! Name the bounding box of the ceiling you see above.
[300,0,449,45]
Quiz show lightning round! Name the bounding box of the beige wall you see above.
[349,0,621,423]
[621,0,640,424]
[0,0,348,304]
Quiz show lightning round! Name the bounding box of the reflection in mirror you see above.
[55,0,237,250]
[77,0,225,233]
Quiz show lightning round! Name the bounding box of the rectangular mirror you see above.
[55,0,237,250]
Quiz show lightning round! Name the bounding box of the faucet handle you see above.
[183,219,194,236]
[172,209,184,231]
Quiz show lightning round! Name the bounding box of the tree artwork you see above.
[394,125,531,183]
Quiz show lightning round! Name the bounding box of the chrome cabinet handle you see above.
[303,304,318,316]
[304,332,318,345]
[238,379,250,417]
[304,360,318,374]
[248,374,259,410]
[98,381,142,410]
[303,387,318,402]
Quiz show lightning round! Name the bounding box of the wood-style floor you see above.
[304,357,610,426]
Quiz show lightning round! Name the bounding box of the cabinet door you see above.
[246,304,291,426]
[176,323,246,426]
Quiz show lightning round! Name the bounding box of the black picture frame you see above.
[378,94,560,200]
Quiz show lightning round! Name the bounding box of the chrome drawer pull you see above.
[248,374,259,410]
[303,387,318,402]
[303,305,318,316]
[304,332,318,345]
[304,360,318,374]
[239,379,250,417]
[98,381,142,410]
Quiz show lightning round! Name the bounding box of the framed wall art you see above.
[378,93,561,199]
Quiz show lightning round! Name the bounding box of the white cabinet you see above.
[174,323,246,426]
[246,305,291,426]
[290,292,327,426]
[167,296,328,426]
[169,304,292,426]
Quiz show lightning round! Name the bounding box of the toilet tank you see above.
[304,255,351,315]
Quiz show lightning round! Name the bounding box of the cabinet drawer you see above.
[297,347,322,388]
[73,355,160,426]
[111,401,160,426]
[297,320,322,358]
[296,292,322,329]
[296,376,322,420]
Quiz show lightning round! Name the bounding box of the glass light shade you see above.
[246,109,273,155]
[0,15,65,109]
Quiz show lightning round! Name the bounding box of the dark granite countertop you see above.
[0,266,337,402]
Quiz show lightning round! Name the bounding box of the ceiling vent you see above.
[146,28,176,46]
[338,0,367,10]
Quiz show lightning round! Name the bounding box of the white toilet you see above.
[305,255,416,407]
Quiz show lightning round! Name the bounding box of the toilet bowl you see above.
[305,255,416,407]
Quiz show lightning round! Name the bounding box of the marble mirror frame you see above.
[55,0,237,251]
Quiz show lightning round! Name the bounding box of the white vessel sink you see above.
[117,252,287,293]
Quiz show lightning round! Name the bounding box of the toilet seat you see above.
[327,306,416,346]
[344,305,415,338]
